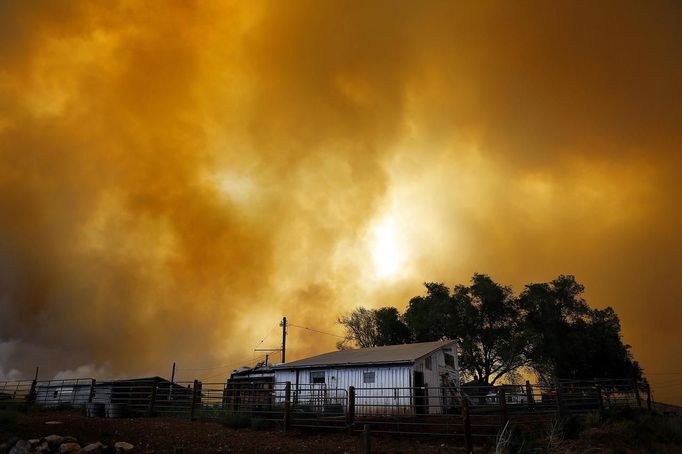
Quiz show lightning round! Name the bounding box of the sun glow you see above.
[369,215,406,280]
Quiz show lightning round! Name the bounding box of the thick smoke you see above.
[0,1,680,402]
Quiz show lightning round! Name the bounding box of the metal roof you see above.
[276,340,455,369]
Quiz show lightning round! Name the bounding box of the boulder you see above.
[45,434,65,448]
[8,440,31,454]
[59,442,81,453]
[113,442,134,452]
[63,436,79,444]
[27,440,40,447]
[79,442,105,454]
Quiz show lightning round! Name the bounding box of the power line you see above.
[254,324,279,350]
[288,323,345,339]
[198,355,266,382]
[177,323,280,372]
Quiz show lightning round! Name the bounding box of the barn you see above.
[272,339,460,415]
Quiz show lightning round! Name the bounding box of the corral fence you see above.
[0,377,654,449]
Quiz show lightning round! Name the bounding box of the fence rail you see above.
[0,376,654,448]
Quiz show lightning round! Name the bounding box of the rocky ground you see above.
[0,410,478,453]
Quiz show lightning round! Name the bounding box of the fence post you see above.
[525,380,534,412]
[148,377,159,417]
[347,386,355,434]
[27,378,37,404]
[645,383,652,411]
[190,380,199,421]
[633,376,642,408]
[499,387,508,425]
[462,398,473,454]
[554,378,567,417]
[283,381,291,432]
[88,379,96,403]
[594,380,604,412]
[424,383,429,415]
[363,424,371,454]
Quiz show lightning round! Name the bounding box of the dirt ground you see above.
[3,410,480,453]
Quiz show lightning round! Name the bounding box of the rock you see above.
[0,442,10,454]
[33,441,51,453]
[45,435,65,448]
[59,442,81,453]
[63,436,79,444]
[45,421,64,425]
[27,440,40,447]
[113,442,134,452]
[79,442,104,454]
[8,440,31,454]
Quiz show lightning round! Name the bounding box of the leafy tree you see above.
[403,275,527,384]
[520,275,640,382]
[454,274,529,384]
[375,307,411,346]
[403,282,456,342]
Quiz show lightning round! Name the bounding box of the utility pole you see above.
[265,354,269,367]
[281,316,287,363]
[254,316,287,365]
[171,362,176,383]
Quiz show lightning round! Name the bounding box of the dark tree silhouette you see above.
[375,307,411,346]
[337,274,641,384]
[519,275,641,382]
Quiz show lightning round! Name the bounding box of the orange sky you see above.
[0,1,680,403]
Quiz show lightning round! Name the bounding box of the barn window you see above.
[310,371,325,384]
[363,372,375,384]
[425,356,432,371]
[444,352,455,368]
[53,391,58,398]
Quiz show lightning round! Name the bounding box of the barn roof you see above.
[277,339,455,369]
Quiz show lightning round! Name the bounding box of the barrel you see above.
[86,402,105,417]
[105,403,126,418]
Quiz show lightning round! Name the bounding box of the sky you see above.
[0,1,681,403]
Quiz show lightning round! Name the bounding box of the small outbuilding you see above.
[273,339,460,415]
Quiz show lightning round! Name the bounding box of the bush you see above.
[584,411,602,429]
[633,413,682,446]
[251,418,275,430]
[0,409,17,432]
[222,413,251,429]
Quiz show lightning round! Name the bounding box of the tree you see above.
[454,274,529,384]
[403,275,527,384]
[337,307,378,349]
[375,307,411,346]
[337,306,411,349]
[403,282,456,342]
[520,275,641,382]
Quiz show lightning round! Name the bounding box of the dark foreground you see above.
[1,410,471,453]
[3,407,682,453]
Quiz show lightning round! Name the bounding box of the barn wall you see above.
[412,344,459,414]
[34,385,92,407]
[274,365,412,414]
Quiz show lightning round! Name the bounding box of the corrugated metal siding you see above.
[275,365,412,414]
[272,344,460,415]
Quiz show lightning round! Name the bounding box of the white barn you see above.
[273,340,459,415]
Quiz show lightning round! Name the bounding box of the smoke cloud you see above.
[0,1,680,402]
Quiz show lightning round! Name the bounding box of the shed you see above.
[274,339,460,415]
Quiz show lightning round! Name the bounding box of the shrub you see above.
[0,409,17,432]
[251,418,275,430]
[584,411,602,429]
[222,413,251,429]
